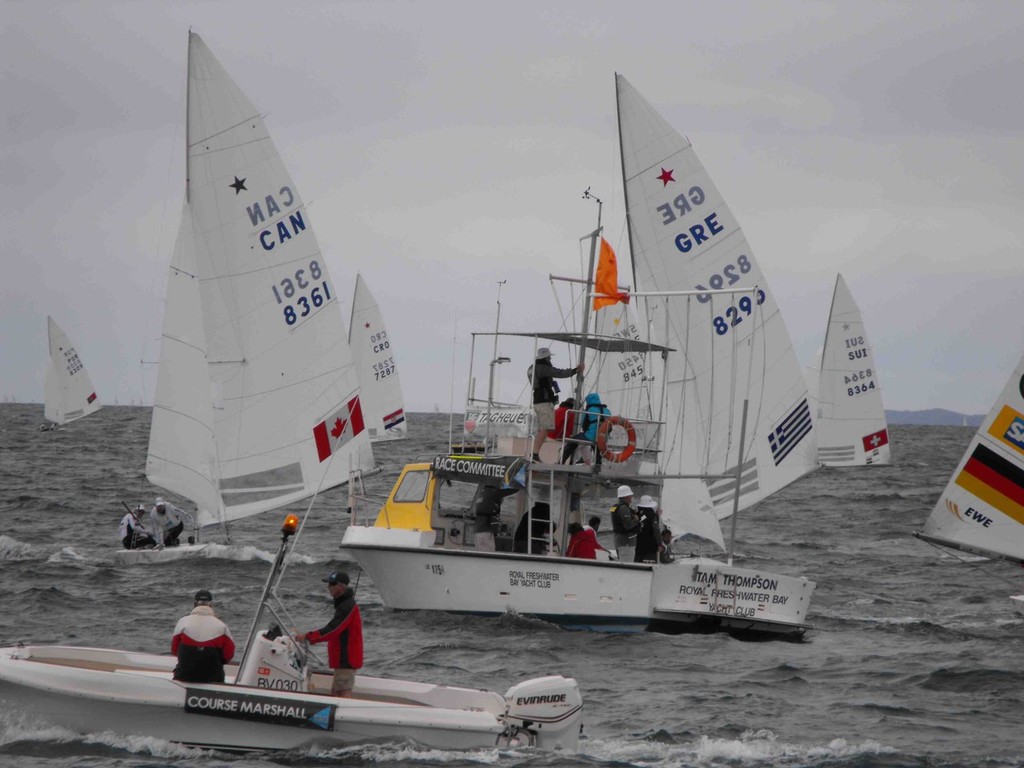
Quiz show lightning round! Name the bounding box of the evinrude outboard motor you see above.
[235,625,309,692]
[501,675,583,751]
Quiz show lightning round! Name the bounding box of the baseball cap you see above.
[155,497,165,507]
[194,589,213,604]
[617,485,633,498]
[322,570,350,586]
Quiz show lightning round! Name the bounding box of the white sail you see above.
[348,274,407,441]
[43,316,101,426]
[616,74,817,522]
[146,33,373,529]
[815,274,890,466]
[919,352,1024,565]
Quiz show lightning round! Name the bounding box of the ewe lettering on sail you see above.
[240,181,335,329]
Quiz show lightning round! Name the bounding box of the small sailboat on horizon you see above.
[41,316,101,430]
[813,273,890,466]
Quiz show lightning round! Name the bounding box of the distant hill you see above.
[885,408,983,427]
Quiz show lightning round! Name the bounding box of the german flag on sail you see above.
[954,443,1024,525]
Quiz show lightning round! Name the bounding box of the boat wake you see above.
[0,713,204,759]
[0,536,48,562]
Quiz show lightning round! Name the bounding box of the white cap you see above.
[617,485,633,498]
[155,497,165,507]
[537,347,552,358]
[638,495,658,510]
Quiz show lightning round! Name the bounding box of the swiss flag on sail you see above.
[313,397,365,462]
[862,429,889,452]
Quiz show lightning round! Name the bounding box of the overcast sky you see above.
[4,0,1022,415]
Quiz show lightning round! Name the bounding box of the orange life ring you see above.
[596,416,637,463]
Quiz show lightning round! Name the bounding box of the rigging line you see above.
[918,537,1024,591]
[188,112,264,149]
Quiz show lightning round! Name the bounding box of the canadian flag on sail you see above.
[313,396,365,462]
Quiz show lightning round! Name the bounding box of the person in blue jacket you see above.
[561,392,610,464]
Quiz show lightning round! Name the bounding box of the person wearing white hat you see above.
[634,495,663,563]
[149,496,196,547]
[528,347,584,462]
[610,485,638,562]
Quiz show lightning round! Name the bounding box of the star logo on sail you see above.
[657,167,675,187]
[229,176,247,195]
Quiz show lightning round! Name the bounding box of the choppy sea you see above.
[0,405,1021,768]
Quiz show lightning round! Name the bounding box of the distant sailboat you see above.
[348,274,407,441]
[916,351,1024,617]
[42,316,101,429]
[814,274,890,466]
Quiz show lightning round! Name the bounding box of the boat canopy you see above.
[478,331,674,354]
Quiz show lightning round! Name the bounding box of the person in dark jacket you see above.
[529,348,583,462]
[513,502,556,554]
[610,485,639,561]
[301,570,363,697]
[171,589,235,683]
[634,495,664,563]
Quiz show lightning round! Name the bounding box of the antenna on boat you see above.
[575,188,603,404]
[484,280,508,451]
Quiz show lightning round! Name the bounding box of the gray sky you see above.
[4,0,1022,414]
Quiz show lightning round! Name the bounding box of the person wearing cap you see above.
[171,589,236,683]
[528,347,584,462]
[149,497,195,548]
[634,495,664,563]
[300,570,363,697]
[119,504,156,550]
[610,485,639,562]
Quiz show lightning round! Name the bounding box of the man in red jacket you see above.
[301,570,363,698]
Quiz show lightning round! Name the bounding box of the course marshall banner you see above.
[432,454,528,489]
[184,688,336,730]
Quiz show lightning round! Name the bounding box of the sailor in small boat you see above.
[299,570,364,698]
[528,348,583,462]
[118,504,156,550]
[171,589,236,683]
[610,485,639,562]
[149,497,195,547]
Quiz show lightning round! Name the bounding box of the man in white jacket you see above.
[149,497,196,547]
[171,589,235,683]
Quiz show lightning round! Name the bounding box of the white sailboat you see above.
[117,31,373,564]
[0,33,583,753]
[916,351,1024,617]
[348,273,407,442]
[42,316,101,429]
[814,274,890,466]
[340,75,816,638]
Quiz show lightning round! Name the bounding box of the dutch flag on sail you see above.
[383,408,405,431]
[768,398,812,466]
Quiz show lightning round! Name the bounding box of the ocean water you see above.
[0,404,1021,768]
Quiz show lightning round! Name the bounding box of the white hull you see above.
[343,527,813,637]
[113,543,210,565]
[1011,595,1024,617]
[0,645,581,752]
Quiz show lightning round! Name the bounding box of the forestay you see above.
[43,316,101,426]
[815,274,889,466]
[616,74,816,523]
[147,33,373,529]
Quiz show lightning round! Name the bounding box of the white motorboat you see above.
[115,31,373,564]
[342,75,818,640]
[0,516,582,752]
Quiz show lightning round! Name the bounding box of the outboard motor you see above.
[235,625,309,692]
[502,675,583,751]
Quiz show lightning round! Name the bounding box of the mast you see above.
[576,189,602,405]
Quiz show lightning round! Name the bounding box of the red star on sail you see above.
[364,322,371,329]
[657,167,675,186]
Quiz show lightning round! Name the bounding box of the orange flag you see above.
[592,238,630,310]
